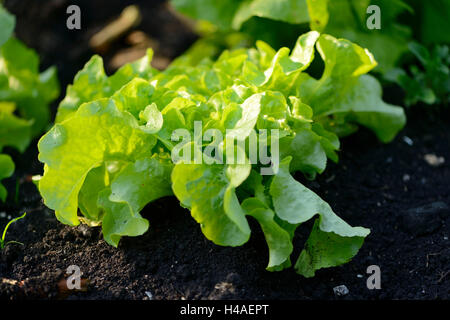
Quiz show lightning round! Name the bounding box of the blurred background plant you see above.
[170,0,450,107]
[386,42,450,107]
[0,4,59,203]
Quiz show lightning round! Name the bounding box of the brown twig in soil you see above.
[1,275,89,299]
[437,271,450,284]
[89,5,142,53]
[409,266,421,274]
[57,278,89,298]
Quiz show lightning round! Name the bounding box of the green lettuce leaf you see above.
[242,197,293,271]
[232,0,310,30]
[172,152,252,246]
[0,37,59,136]
[38,99,157,226]
[172,0,243,31]
[0,154,14,202]
[0,102,33,153]
[56,49,157,122]
[78,164,110,223]
[98,188,150,247]
[99,156,173,246]
[270,157,369,277]
[279,128,329,177]
[313,0,412,74]
[172,0,311,31]
[296,34,406,142]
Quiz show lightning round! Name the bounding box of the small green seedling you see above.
[0,212,26,249]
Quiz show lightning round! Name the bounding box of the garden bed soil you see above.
[0,0,449,300]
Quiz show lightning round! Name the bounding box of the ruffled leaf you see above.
[0,103,33,153]
[98,156,173,246]
[38,99,156,226]
[172,153,251,246]
[0,38,59,135]
[242,197,293,271]
[57,49,156,122]
[296,34,406,142]
[270,157,369,276]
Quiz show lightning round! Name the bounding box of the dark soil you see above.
[0,0,449,301]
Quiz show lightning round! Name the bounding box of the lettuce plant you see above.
[171,0,413,73]
[38,31,405,276]
[386,42,450,106]
[0,4,59,202]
